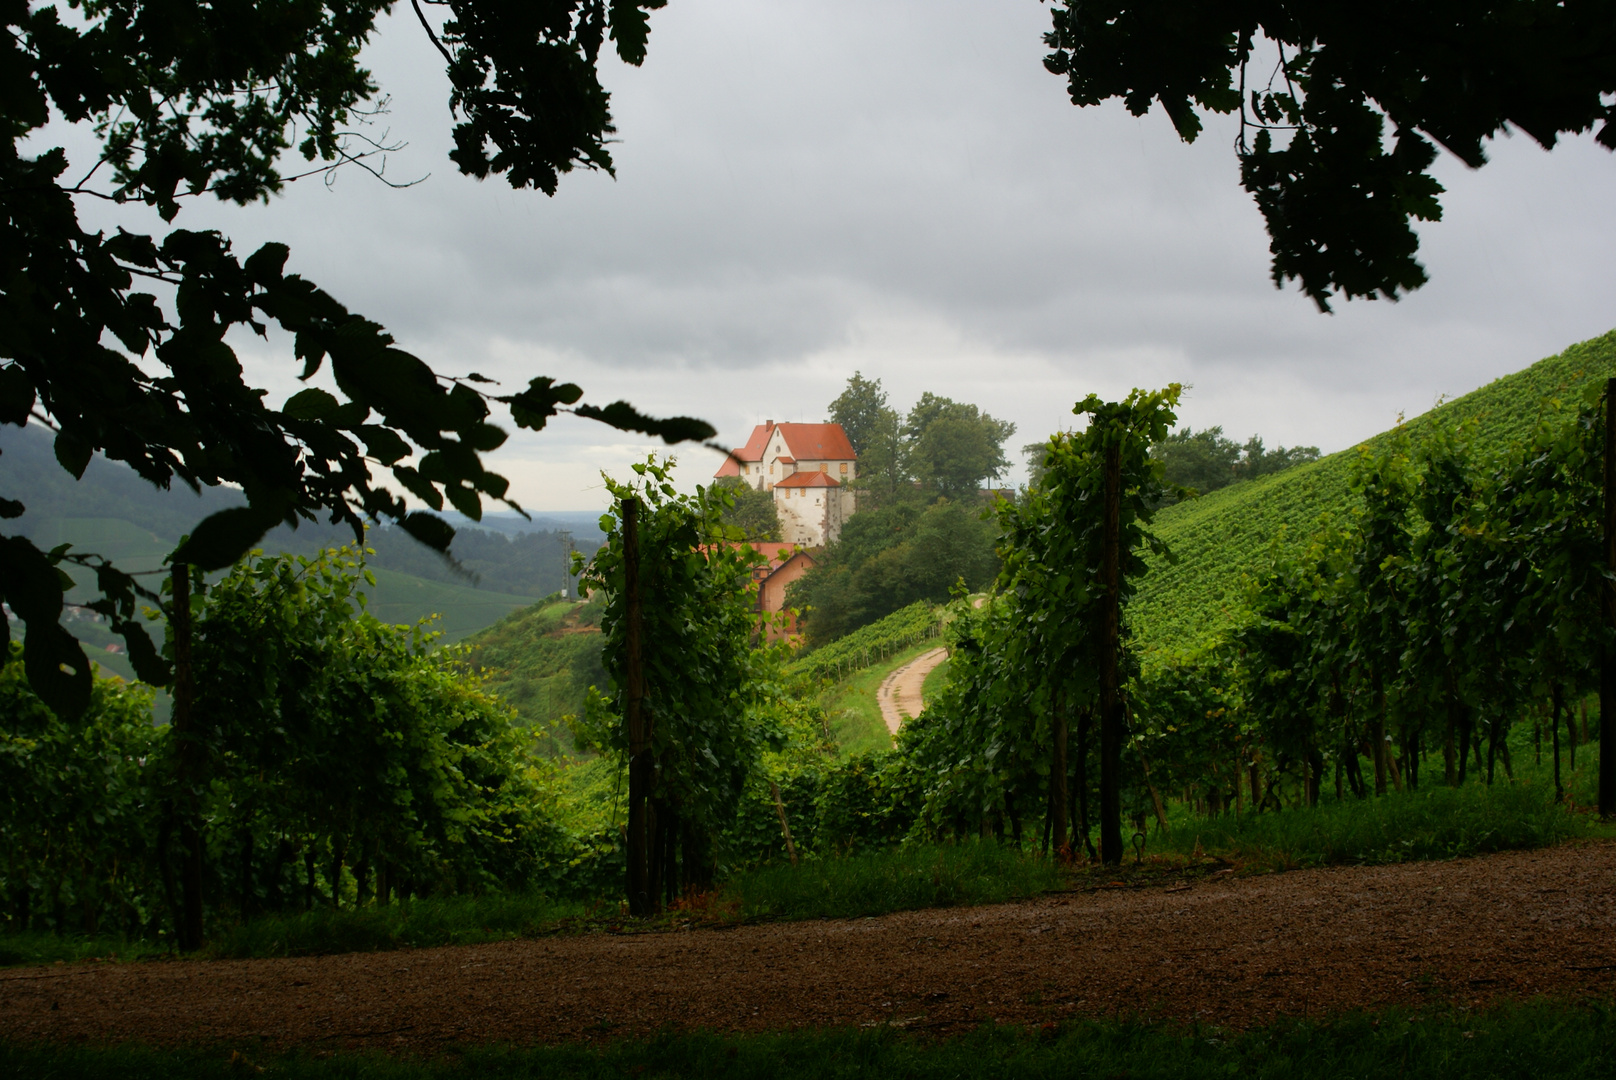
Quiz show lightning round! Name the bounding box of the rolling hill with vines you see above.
[1130,328,1616,658]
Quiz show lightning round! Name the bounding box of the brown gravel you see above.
[3,842,1615,1052]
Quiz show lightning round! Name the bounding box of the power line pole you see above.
[558,529,574,598]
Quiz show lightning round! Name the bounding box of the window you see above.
[839,462,848,475]
[769,463,775,475]
[819,462,827,473]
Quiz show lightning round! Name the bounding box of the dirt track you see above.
[3,842,1614,1052]
[877,647,948,735]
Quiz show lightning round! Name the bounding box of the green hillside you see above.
[359,567,534,643]
[3,423,586,658]
[1131,329,1616,656]
[461,598,606,743]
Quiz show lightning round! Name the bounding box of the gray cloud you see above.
[52,0,1616,505]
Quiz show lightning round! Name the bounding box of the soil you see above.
[877,647,948,735]
[3,842,1614,1052]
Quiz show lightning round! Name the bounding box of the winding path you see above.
[877,647,948,735]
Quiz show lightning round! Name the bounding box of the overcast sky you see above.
[63,1,1616,511]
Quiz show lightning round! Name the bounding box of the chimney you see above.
[765,419,774,427]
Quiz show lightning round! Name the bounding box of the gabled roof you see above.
[739,541,815,568]
[775,423,856,462]
[701,541,817,580]
[775,471,841,489]
[713,421,856,478]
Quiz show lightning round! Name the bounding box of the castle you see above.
[714,421,858,548]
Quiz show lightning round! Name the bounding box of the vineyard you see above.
[784,601,947,683]
[1132,330,1616,654]
[3,333,1616,1067]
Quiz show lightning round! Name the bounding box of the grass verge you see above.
[1154,757,1613,871]
[4,997,1613,1078]
[920,654,949,704]
[820,640,935,756]
[721,839,1060,920]
[206,893,598,959]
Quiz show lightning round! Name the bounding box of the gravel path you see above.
[877,647,948,735]
[3,842,1614,1052]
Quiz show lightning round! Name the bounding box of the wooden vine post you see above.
[1050,696,1069,857]
[1098,438,1124,865]
[623,497,652,915]
[169,562,205,951]
[1602,378,1616,819]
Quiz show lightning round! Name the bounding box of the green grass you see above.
[6,997,1615,1078]
[920,655,950,705]
[359,567,535,644]
[0,931,170,968]
[461,597,605,736]
[721,840,1061,921]
[1132,328,1616,655]
[1155,744,1612,871]
[204,893,598,959]
[820,640,935,755]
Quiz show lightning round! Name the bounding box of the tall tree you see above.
[3,0,708,719]
[828,372,890,459]
[904,393,1016,500]
[714,477,781,542]
[1042,2,1616,309]
[829,372,905,503]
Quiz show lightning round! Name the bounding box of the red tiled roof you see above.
[738,541,815,568]
[775,423,856,462]
[774,471,841,489]
[735,424,774,462]
[775,456,795,464]
[712,421,856,478]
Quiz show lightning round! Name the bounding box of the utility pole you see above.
[558,529,574,599]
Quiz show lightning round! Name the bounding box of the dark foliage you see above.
[2,0,701,719]
[1043,1,1616,309]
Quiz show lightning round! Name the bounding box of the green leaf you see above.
[0,365,35,425]
[609,0,665,66]
[501,377,584,431]
[400,511,455,552]
[244,242,291,285]
[23,623,92,721]
[116,621,170,686]
[54,431,92,479]
[282,387,342,421]
[358,425,411,465]
[445,482,482,521]
[392,465,445,511]
[170,507,281,571]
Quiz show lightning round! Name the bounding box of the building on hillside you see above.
[743,542,817,642]
[714,420,858,547]
[699,541,816,642]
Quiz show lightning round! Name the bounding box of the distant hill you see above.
[1,423,604,667]
[1130,329,1616,658]
[461,596,606,746]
